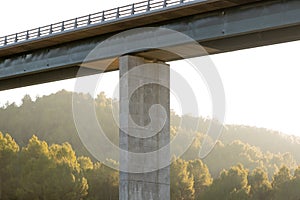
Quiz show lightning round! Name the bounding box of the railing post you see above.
[116,7,120,18]
[87,14,91,25]
[131,3,135,15]
[14,34,18,42]
[163,0,167,7]
[147,0,151,11]
[49,24,53,34]
[61,21,65,31]
[37,28,41,37]
[4,36,7,45]
[26,31,29,40]
[74,18,78,28]
[102,11,105,22]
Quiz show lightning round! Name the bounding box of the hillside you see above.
[0,90,299,177]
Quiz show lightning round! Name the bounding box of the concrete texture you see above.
[119,55,170,200]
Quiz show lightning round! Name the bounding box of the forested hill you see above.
[0,90,300,177]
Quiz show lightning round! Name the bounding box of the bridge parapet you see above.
[0,0,197,48]
[0,0,260,58]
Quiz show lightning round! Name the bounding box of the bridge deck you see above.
[1,0,300,90]
[0,0,260,58]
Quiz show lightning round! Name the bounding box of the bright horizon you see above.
[1,0,300,137]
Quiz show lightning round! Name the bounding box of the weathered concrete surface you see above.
[119,55,170,200]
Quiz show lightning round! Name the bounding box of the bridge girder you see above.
[0,0,299,90]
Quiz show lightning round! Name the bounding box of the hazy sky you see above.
[1,0,300,136]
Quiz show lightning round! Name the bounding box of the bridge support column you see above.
[119,55,170,200]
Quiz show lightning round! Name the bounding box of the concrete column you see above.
[119,55,170,200]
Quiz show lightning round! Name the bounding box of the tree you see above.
[49,142,88,199]
[16,135,54,199]
[85,162,119,200]
[202,164,250,200]
[78,156,94,171]
[0,132,19,200]
[248,168,272,200]
[187,159,212,199]
[171,158,194,200]
[272,166,291,189]
[16,136,88,200]
[272,165,300,200]
[293,166,300,179]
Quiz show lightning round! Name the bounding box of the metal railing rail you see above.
[0,0,201,48]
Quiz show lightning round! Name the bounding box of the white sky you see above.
[1,0,300,136]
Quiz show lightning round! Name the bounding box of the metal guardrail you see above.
[0,0,199,48]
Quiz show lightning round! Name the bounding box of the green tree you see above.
[272,165,300,200]
[272,166,291,189]
[0,132,19,200]
[187,159,212,199]
[293,166,300,179]
[78,156,94,171]
[16,136,88,200]
[202,164,250,200]
[16,135,54,199]
[248,168,272,200]
[171,158,194,200]
[49,142,88,199]
[85,162,119,200]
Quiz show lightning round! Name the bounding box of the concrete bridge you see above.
[1,0,300,199]
[1,0,300,90]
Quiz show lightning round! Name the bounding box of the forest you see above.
[1,90,300,199]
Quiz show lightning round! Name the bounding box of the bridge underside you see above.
[0,0,300,90]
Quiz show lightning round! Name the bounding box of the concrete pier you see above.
[119,55,170,200]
